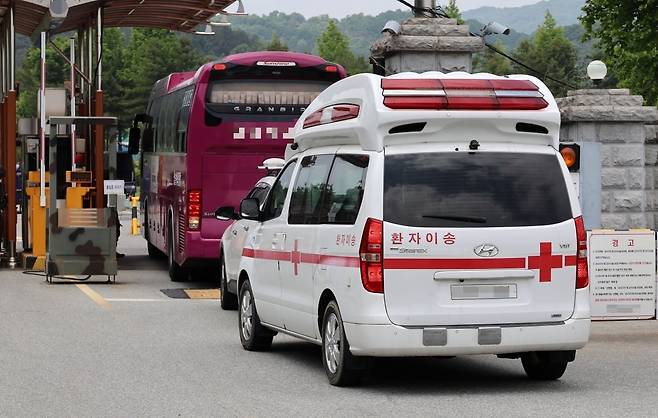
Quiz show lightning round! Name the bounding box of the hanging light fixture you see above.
[236,0,246,14]
[210,14,231,27]
[195,24,215,36]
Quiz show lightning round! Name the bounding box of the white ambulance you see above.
[235,72,591,386]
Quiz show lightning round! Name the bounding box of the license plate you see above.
[450,284,517,300]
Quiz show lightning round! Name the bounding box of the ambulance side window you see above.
[262,160,297,220]
[317,154,369,225]
[288,154,334,224]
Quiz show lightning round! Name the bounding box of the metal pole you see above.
[97,7,102,91]
[87,27,92,115]
[10,7,14,89]
[70,38,76,185]
[2,25,6,96]
[7,6,17,267]
[39,32,47,208]
[414,0,436,17]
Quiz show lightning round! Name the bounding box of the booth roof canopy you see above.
[5,0,237,36]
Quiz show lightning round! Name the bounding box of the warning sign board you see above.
[588,230,656,320]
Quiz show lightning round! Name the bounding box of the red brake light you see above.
[325,65,338,73]
[213,63,227,71]
[381,78,548,110]
[383,96,447,110]
[382,78,443,90]
[359,218,383,293]
[187,190,202,230]
[303,104,360,129]
[574,216,589,289]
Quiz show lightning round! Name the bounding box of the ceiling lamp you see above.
[195,24,215,36]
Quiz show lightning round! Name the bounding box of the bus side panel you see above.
[159,153,187,262]
[142,152,186,256]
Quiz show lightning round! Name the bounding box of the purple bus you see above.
[138,52,347,281]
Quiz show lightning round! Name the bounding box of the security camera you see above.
[382,20,401,36]
[480,21,511,36]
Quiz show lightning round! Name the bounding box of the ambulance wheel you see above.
[239,280,273,351]
[220,254,238,310]
[168,225,187,282]
[322,301,366,386]
[521,352,569,380]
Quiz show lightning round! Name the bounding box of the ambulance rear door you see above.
[382,143,578,327]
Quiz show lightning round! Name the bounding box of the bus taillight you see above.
[187,190,202,230]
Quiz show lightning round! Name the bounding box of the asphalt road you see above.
[1,221,657,417]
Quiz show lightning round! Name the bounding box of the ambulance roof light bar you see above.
[382,78,549,111]
[303,104,360,129]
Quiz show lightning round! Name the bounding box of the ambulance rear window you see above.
[384,152,572,228]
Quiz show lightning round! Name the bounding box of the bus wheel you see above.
[147,241,164,259]
[168,224,187,282]
[220,254,238,310]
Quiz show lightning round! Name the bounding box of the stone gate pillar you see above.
[370,17,483,74]
[557,89,658,229]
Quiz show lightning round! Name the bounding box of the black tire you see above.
[145,203,165,259]
[147,241,164,259]
[521,352,569,380]
[168,222,187,282]
[322,301,367,386]
[238,280,274,351]
[220,253,238,310]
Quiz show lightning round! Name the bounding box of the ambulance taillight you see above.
[574,216,589,289]
[381,78,549,110]
[303,104,360,129]
[559,143,580,172]
[359,218,383,293]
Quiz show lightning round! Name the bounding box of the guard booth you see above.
[46,116,119,283]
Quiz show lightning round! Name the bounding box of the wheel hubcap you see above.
[221,262,226,291]
[324,313,341,374]
[240,290,254,340]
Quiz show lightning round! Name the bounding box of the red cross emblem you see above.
[527,242,562,283]
[290,239,302,276]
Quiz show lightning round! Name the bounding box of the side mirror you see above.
[240,198,261,221]
[128,126,141,155]
[215,206,239,221]
[142,128,154,153]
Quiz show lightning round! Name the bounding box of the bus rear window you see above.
[384,152,572,228]
[207,80,331,105]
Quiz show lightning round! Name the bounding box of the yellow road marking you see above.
[184,289,220,299]
[76,284,112,310]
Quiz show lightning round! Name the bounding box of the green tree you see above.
[17,37,69,117]
[317,20,370,75]
[102,28,129,127]
[266,33,289,51]
[119,29,205,124]
[443,0,464,24]
[473,41,513,75]
[581,0,658,105]
[512,12,577,97]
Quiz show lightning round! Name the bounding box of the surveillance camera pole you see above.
[414,0,436,17]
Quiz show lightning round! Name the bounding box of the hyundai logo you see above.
[474,244,499,257]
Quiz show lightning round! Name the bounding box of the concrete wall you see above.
[558,89,658,229]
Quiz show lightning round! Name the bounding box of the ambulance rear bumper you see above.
[344,318,590,357]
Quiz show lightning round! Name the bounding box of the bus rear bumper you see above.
[344,318,590,357]
[184,233,221,261]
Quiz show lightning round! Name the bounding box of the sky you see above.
[236,0,544,18]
